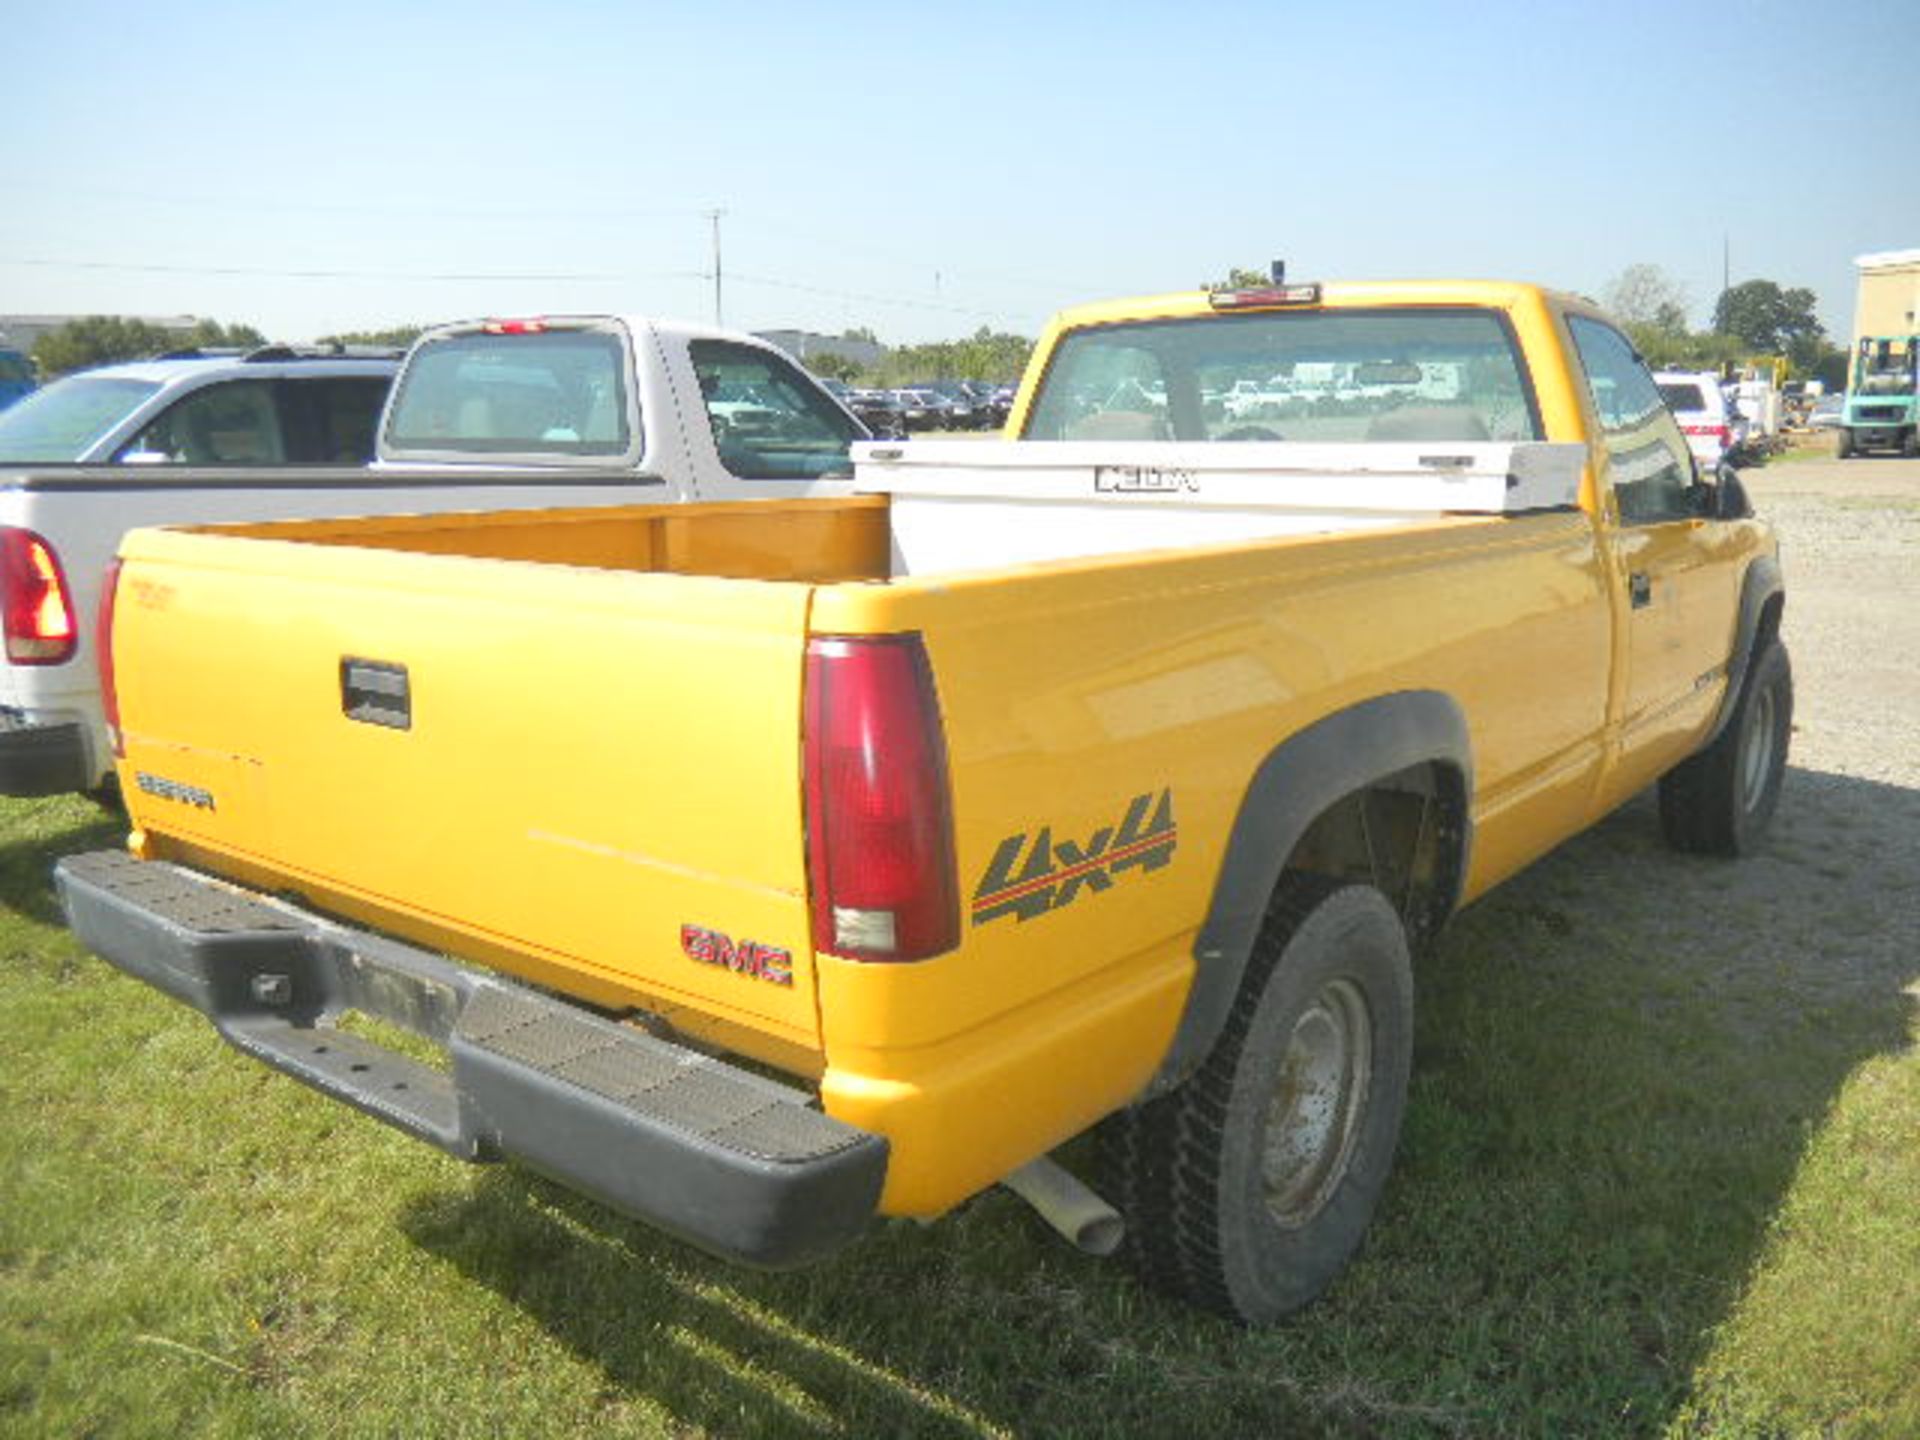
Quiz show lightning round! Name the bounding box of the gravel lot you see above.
[1743,453,1920,791]
[1587,451,1920,1018]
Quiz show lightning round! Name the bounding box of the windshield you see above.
[1023,307,1540,443]
[0,376,160,461]
[1855,339,1917,397]
[385,329,630,456]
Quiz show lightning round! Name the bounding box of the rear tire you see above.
[1658,639,1792,855]
[1100,876,1413,1323]
[1903,429,1919,459]
[1836,428,1854,459]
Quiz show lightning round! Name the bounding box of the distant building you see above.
[0,314,203,354]
[755,330,886,369]
[1852,250,1920,348]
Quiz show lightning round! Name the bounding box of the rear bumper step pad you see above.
[56,849,885,1268]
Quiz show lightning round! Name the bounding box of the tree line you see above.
[16,267,1850,393]
[797,326,1034,387]
[1601,263,1844,388]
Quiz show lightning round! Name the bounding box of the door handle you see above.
[1629,572,1652,609]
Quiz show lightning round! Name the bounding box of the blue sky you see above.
[4,0,1915,347]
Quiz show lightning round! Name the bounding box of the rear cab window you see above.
[1022,307,1541,445]
[384,326,632,461]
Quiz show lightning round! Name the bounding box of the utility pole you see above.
[706,208,726,326]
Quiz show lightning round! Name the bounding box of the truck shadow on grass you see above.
[396,763,1918,1439]
[0,795,124,929]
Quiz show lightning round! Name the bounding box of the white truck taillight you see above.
[0,526,79,665]
[95,557,124,757]
[803,634,959,962]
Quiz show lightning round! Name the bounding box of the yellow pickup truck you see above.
[58,279,1789,1322]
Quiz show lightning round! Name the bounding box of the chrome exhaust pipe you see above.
[1002,1156,1124,1257]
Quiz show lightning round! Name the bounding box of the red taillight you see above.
[0,527,78,665]
[96,557,124,757]
[803,634,959,962]
[482,319,549,335]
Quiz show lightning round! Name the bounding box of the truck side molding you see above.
[1144,690,1473,1098]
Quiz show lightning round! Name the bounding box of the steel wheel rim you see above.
[1740,683,1777,813]
[1263,978,1371,1228]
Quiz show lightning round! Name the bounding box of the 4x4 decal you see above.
[972,790,1176,926]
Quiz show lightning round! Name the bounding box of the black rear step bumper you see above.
[55,849,887,1269]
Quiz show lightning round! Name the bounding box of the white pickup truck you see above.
[0,316,870,797]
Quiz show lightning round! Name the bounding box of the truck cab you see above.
[377,315,870,500]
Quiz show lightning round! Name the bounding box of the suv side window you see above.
[1566,316,1698,525]
[275,377,391,463]
[688,341,862,480]
[120,380,285,464]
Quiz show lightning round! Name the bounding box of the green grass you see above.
[1761,439,1837,466]
[3,778,1917,1438]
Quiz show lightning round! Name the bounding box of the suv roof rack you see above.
[243,343,407,363]
[150,344,405,363]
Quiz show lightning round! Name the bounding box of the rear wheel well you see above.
[1278,762,1467,951]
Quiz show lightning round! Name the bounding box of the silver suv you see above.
[0,346,400,464]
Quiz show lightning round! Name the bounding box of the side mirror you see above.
[1712,464,1753,519]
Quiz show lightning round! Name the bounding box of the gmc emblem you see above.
[680,924,794,987]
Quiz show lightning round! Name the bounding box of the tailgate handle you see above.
[341,658,411,730]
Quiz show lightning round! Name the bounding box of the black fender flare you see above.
[1143,690,1473,1098]
[1702,554,1785,749]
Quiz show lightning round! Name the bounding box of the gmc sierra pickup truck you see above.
[0,317,867,797]
[58,280,1789,1322]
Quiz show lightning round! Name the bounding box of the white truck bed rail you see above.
[852,440,1586,577]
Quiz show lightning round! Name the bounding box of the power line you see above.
[2,254,1031,324]
[0,256,645,283]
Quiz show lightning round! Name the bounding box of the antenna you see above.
[706,208,727,326]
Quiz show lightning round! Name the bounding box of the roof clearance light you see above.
[1209,283,1323,311]
[482,319,550,335]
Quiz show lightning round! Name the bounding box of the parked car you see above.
[1655,370,1744,471]
[892,388,954,431]
[0,346,400,465]
[1807,394,1845,429]
[0,348,35,413]
[847,388,909,438]
[913,379,994,430]
[962,380,1012,427]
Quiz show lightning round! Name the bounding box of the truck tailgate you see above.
[111,527,825,1051]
